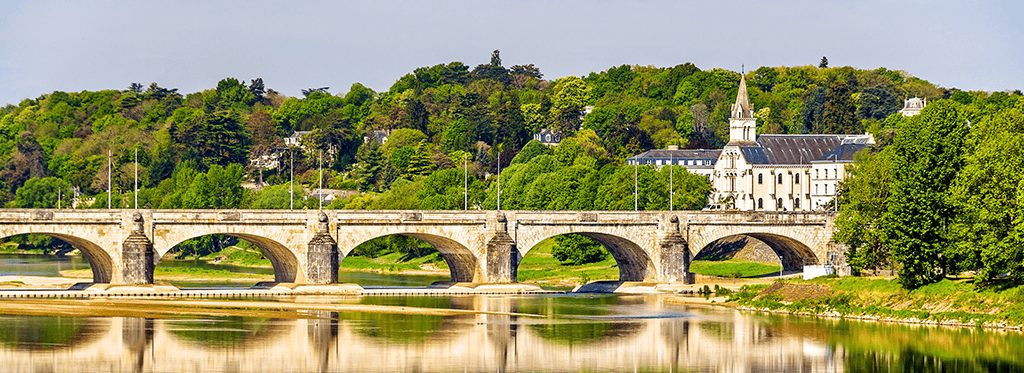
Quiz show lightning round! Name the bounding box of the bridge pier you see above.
[120,212,154,285]
[483,213,517,283]
[305,212,339,284]
[655,215,694,284]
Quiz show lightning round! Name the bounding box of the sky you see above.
[1,0,1021,106]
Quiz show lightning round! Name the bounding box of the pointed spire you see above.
[732,75,753,119]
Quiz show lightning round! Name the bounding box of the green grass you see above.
[729,276,1024,327]
[153,266,268,279]
[689,259,780,278]
[340,252,448,272]
[198,246,271,267]
[517,238,620,284]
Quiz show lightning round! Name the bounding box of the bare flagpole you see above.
[670,155,674,211]
[107,149,112,209]
[318,150,323,210]
[289,149,294,210]
[464,155,468,210]
[496,149,501,211]
[634,162,638,211]
[134,148,138,209]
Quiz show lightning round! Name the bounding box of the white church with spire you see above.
[629,74,876,211]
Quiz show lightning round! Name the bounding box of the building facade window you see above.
[795,198,800,209]
[757,198,763,209]
[795,173,800,184]
[777,173,783,184]
[758,173,763,184]
[777,198,783,210]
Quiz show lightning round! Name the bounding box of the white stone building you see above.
[898,97,927,117]
[629,75,875,211]
[711,76,873,211]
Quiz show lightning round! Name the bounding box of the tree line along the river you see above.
[0,51,1021,285]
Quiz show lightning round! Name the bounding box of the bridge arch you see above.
[0,232,113,283]
[159,233,298,283]
[688,225,825,269]
[342,233,477,283]
[516,230,656,282]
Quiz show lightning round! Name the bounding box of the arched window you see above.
[777,198,784,210]
[795,198,801,209]
[758,198,763,210]
[546,134,551,142]
[758,173,763,184]
[795,173,800,184]
[778,173,783,184]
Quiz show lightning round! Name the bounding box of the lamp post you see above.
[670,156,674,211]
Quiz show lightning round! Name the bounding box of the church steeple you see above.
[732,75,753,119]
[728,73,757,145]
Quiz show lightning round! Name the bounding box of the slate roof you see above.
[746,135,845,165]
[630,149,722,160]
[814,143,868,162]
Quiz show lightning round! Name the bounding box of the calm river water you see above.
[2,255,1024,372]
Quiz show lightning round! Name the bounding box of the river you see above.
[2,255,1023,372]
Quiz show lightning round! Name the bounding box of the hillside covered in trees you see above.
[0,52,971,211]
[2,51,1022,279]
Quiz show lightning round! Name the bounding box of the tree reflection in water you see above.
[0,315,104,351]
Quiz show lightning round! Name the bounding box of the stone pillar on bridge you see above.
[121,212,155,285]
[305,212,339,284]
[483,212,517,283]
[656,214,694,284]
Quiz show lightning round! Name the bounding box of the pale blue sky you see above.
[1,0,1021,106]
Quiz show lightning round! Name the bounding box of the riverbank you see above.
[724,276,1024,331]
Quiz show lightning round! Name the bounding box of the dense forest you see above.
[0,51,959,210]
[1,51,1021,282]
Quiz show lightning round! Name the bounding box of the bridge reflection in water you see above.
[0,295,848,373]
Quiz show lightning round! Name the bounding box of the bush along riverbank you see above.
[726,277,1024,331]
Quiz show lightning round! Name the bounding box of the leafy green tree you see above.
[382,128,428,153]
[247,184,291,209]
[552,234,608,265]
[417,167,484,210]
[753,67,778,92]
[948,106,1024,284]
[820,79,858,133]
[653,165,712,210]
[302,112,356,170]
[835,149,892,274]
[548,76,590,138]
[11,177,71,208]
[882,100,968,288]
[511,140,551,165]
[857,85,901,121]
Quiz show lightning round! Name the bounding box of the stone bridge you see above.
[0,209,841,285]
